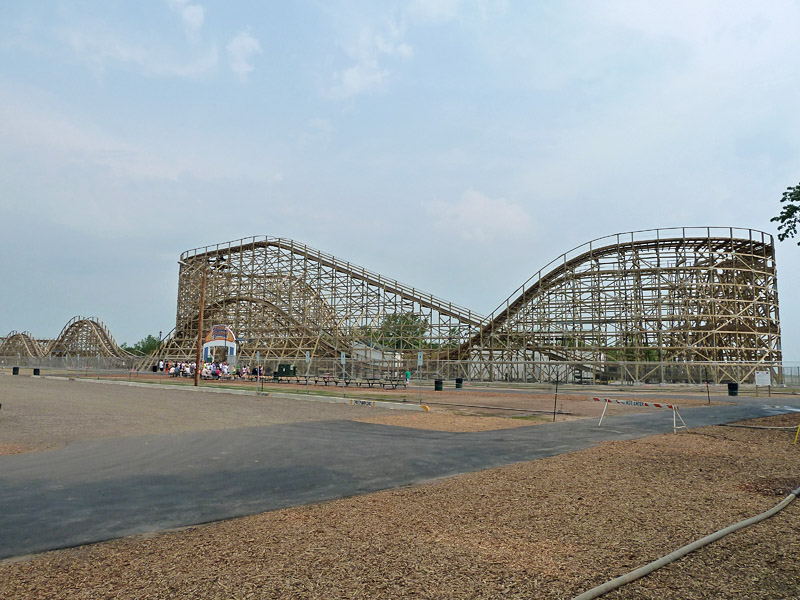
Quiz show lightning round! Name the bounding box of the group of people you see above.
[158,360,195,377]
[202,363,267,380]
[156,359,264,381]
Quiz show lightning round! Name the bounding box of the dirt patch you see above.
[1,413,798,599]
[0,443,32,455]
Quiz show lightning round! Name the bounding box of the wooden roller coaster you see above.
[459,227,780,383]
[0,316,132,361]
[1,228,783,384]
[153,228,780,383]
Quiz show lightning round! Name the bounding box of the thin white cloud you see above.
[303,118,334,144]
[406,0,507,23]
[511,1,800,214]
[166,0,205,39]
[0,83,179,181]
[330,61,386,98]
[61,28,218,79]
[0,82,279,184]
[407,0,464,22]
[426,189,532,243]
[226,31,262,81]
[329,24,412,98]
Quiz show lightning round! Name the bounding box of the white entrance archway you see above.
[202,325,237,363]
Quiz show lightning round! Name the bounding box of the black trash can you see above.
[151,364,158,373]
[434,379,443,391]
[12,366,19,375]
[33,368,40,376]
[727,382,739,397]
[455,377,463,389]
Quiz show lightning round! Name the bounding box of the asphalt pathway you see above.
[1,397,798,559]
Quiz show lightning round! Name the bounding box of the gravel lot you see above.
[0,373,728,451]
[1,374,798,598]
[0,375,395,454]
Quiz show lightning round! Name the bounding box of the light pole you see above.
[179,260,207,387]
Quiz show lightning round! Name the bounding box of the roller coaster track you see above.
[0,317,133,359]
[206,295,340,355]
[46,316,133,358]
[185,237,484,327]
[153,236,487,364]
[0,331,46,358]
[455,231,772,357]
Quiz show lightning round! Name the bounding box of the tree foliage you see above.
[376,313,429,350]
[122,334,161,356]
[771,182,800,244]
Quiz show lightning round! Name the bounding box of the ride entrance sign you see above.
[202,325,237,362]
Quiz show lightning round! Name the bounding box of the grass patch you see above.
[511,415,548,423]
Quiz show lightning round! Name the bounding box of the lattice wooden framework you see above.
[0,317,132,359]
[47,316,132,358]
[155,229,782,383]
[457,227,781,383]
[158,237,485,368]
[0,331,45,358]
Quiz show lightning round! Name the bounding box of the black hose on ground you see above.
[572,485,800,600]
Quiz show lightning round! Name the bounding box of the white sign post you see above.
[341,352,346,398]
[256,350,261,391]
[305,351,311,394]
[755,370,771,396]
[417,351,423,404]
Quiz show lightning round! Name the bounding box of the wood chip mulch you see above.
[1,415,798,599]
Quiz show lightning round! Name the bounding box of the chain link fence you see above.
[2,354,793,387]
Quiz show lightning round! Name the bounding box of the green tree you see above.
[122,334,161,356]
[444,326,462,349]
[376,313,428,350]
[771,182,800,244]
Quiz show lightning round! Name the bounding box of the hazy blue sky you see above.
[2,1,799,359]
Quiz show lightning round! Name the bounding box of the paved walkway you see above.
[1,397,797,559]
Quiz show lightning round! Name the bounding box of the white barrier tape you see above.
[592,397,678,410]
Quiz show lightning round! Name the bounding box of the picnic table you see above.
[380,378,407,389]
[356,377,382,388]
[314,375,352,386]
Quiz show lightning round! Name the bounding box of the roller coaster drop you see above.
[1,227,782,383]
